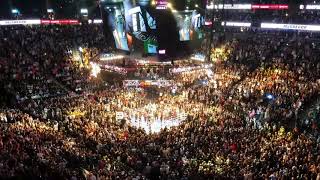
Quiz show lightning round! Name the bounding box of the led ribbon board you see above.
[261,23,320,31]
[0,19,41,25]
[206,4,288,10]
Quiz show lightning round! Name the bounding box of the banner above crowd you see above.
[0,19,41,25]
[261,23,320,31]
[123,80,174,87]
[0,19,80,26]
[206,4,288,10]
[300,4,320,10]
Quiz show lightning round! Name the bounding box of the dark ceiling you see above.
[0,0,205,19]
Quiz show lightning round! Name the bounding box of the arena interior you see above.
[0,0,320,179]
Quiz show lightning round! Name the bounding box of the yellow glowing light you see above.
[90,62,101,78]
[167,3,172,9]
[151,0,156,5]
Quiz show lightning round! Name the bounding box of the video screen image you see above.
[128,6,158,53]
[106,4,130,51]
[103,0,159,53]
[144,39,157,54]
[174,12,192,41]
[192,12,204,39]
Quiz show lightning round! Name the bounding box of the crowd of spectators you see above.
[0,24,112,100]
[1,21,320,180]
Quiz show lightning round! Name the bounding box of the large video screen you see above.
[127,6,158,53]
[105,4,130,51]
[174,11,204,41]
[174,12,192,41]
[144,39,157,54]
[103,0,158,54]
[103,1,205,52]
[192,12,204,39]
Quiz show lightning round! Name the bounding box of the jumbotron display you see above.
[102,0,204,54]
[173,11,204,41]
[102,0,158,54]
[105,3,129,51]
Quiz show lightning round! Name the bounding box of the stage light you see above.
[167,3,172,9]
[151,0,156,5]
[11,9,19,14]
[195,4,199,8]
[186,6,189,9]
[47,9,53,13]
[80,8,88,14]
[93,19,103,24]
[79,47,83,52]
[159,50,166,54]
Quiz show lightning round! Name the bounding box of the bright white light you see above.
[186,6,189,9]
[167,3,172,9]
[90,62,101,78]
[47,9,53,13]
[0,19,41,26]
[11,9,19,14]
[79,47,83,52]
[100,55,124,61]
[80,8,88,14]
[205,21,212,26]
[222,21,251,27]
[267,94,274,99]
[195,4,199,8]
[156,6,167,10]
[191,57,205,61]
[206,4,251,10]
[159,50,166,54]
[261,23,320,31]
[93,19,103,24]
[171,87,177,94]
[305,4,320,9]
